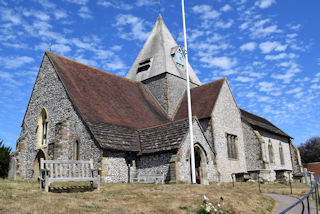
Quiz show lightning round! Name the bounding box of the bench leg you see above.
[96,175,100,191]
[45,181,49,192]
[90,181,93,189]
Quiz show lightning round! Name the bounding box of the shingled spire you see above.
[126,15,201,117]
[126,14,200,85]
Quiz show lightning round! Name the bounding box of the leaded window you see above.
[226,134,238,159]
[279,144,284,165]
[74,140,80,160]
[268,141,274,163]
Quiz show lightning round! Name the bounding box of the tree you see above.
[0,140,12,178]
[298,136,320,163]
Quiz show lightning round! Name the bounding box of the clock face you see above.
[172,47,185,70]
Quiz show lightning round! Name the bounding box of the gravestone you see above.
[8,157,16,180]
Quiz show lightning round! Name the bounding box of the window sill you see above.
[36,144,48,150]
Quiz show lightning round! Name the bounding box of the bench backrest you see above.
[40,158,94,179]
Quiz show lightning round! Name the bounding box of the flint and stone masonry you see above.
[9,14,303,184]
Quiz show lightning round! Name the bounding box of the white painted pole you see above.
[181,0,196,184]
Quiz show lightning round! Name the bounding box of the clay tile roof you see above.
[174,78,225,120]
[240,109,292,139]
[86,122,138,151]
[46,51,171,151]
[138,119,189,154]
[47,51,169,129]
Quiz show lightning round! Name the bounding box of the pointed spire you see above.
[126,15,201,85]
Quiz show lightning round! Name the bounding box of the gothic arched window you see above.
[279,143,284,165]
[268,140,274,163]
[74,140,80,160]
[37,109,49,147]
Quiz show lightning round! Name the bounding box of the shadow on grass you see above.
[49,185,96,193]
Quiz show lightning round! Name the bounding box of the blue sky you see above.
[0,0,319,150]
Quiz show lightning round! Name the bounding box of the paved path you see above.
[264,193,318,214]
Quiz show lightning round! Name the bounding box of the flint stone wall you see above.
[242,121,263,171]
[211,81,247,182]
[10,54,102,179]
[142,73,198,118]
[176,120,215,184]
[101,152,129,183]
[136,152,173,182]
[258,129,292,182]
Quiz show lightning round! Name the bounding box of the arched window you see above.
[74,140,80,160]
[37,109,49,147]
[268,140,274,163]
[279,143,284,165]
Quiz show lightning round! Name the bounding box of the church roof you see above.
[126,15,201,85]
[46,51,170,131]
[174,78,225,120]
[138,118,189,154]
[240,109,292,139]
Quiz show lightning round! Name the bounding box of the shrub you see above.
[0,140,12,178]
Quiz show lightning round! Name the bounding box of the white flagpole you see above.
[181,0,196,184]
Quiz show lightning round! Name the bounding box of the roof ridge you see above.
[46,51,138,84]
[193,78,225,89]
[137,118,188,131]
[240,108,276,127]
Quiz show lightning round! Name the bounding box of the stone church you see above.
[9,15,303,184]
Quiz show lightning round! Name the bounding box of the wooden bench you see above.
[132,173,165,184]
[39,158,100,192]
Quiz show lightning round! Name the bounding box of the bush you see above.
[0,140,12,178]
[298,136,320,163]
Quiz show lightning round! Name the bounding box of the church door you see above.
[33,150,46,180]
[195,147,202,184]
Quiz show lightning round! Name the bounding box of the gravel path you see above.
[264,193,318,214]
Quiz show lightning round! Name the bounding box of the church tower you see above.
[126,15,201,118]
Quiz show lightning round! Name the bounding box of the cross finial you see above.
[49,43,52,51]
[158,0,160,15]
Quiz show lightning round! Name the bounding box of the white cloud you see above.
[240,42,256,51]
[271,62,301,83]
[3,42,28,49]
[103,58,127,71]
[250,19,281,38]
[37,0,56,9]
[220,4,232,12]
[66,0,88,5]
[258,81,274,92]
[259,41,287,53]
[78,6,92,19]
[286,87,302,94]
[234,76,254,82]
[200,56,237,70]
[257,95,274,103]
[96,0,133,10]
[74,55,98,67]
[54,10,68,19]
[136,0,155,7]
[52,44,71,55]
[23,9,50,21]
[215,20,233,29]
[0,7,21,25]
[265,53,296,60]
[0,56,34,69]
[255,0,276,9]
[311,84,320,90]
[192,5,220,20]
[113,14,149,41]
[0,71,23,86]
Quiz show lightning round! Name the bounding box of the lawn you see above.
[0,179,309,214]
